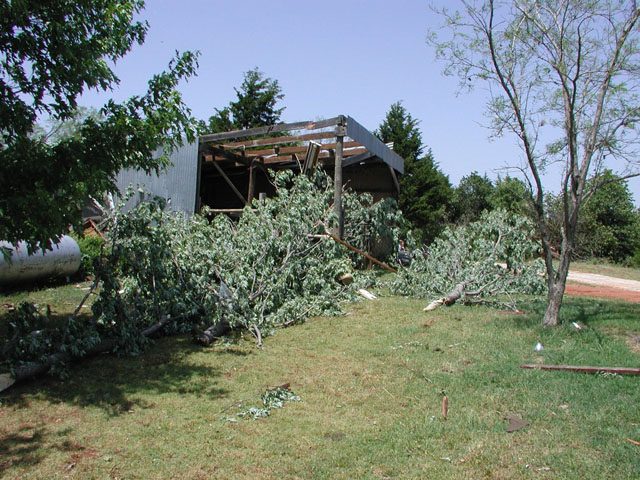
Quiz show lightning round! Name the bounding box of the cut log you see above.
[339,273,353,285]
[423,282,466,312]
[196,320,231,346]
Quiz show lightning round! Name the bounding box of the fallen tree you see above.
[1,171,402,385]
[392,210,546,311]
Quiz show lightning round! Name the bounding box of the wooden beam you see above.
[389,165,400,196]
[248,160,257,204]
[334,134,344,238]
[325,231,398,274]
[211,161,248,206]
[220,131,337,149]
[199,117,343,143]
[207,208,246,214]
[302,141,321,176]
[248,141,360,157]
[259,147,368,165]
[521,364,640,375]
[206,146,249,166]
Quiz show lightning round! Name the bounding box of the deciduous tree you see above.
[0,0,199,251]
[431,0,640,326]
[451,171,495,224]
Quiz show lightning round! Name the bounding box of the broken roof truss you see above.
[198,115,404,175]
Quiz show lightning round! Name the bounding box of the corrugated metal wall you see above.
[115,141,199,215]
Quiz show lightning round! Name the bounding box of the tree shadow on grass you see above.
[0,424,79,476]
[2,335,238,416]
[0,335,251,476]
[508,296,639,330]
[0,424,47,475]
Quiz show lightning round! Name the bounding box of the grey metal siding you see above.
[345,116,404,174]
[115,141,199,215]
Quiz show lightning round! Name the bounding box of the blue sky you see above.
[80,0,640,204]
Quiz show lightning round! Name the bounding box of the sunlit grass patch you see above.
[1,288,639,478]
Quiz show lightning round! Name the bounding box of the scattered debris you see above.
[628,334,640,343]
[505,414,531,433]
[440,457,452,462]
[442,396,449,419]
[390,341,424,350]
[235,385,300,420]
[626,438,640,446]
[534,342,544,351]
[536,466,551,472]
[521,364,640,375]
[572,322,582,329]
[357,289,377,300]
[324,432,346,441]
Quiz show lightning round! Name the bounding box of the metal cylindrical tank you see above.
[0,235,81,284]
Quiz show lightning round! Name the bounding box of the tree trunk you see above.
[542,240,572,326]
[5,315,172,388]
[196,320,230,346]
[543,280,565,326]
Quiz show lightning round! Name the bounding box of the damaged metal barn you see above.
[115,115,404,236]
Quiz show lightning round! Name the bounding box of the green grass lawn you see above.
[1,288,639,479]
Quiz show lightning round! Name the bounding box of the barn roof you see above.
[198,115,404,174]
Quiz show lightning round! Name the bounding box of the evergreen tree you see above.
[375,102,423,161]
[203,68,284,132]
[375,102,453,245]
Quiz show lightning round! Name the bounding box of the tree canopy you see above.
[0,0,199,251]
[201,68,285,133]
[431,0,640,326]
[375,102,452,244]
[451,171,494,224]
[547,170,640,263]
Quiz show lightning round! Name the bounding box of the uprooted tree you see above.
[1,171,402,385]
[391,209,546,311]
[430,0,640,325]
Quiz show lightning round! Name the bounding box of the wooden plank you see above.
[207,209,246,214]
[220,131,336,149]
[248,141,360,157]
[206,146,249,166]
[521,364,640,375]
[211,161,248,206]
[199,117,342,143]
[260,147,368,165]
[302,141,321,176]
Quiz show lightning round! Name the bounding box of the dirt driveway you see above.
[565,270,640,303]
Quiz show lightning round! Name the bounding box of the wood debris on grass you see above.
[521,364,640,375]
[505,414,531,433]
